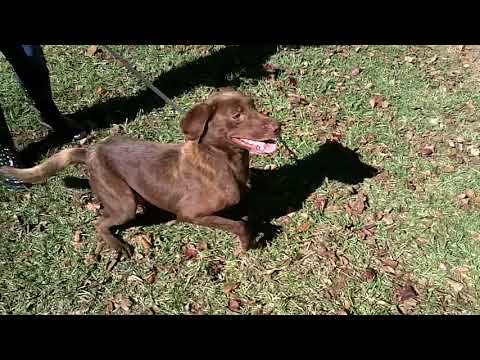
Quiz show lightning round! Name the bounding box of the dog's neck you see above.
[183,141,250,186]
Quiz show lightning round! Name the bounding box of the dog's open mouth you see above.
[231,138,277,155]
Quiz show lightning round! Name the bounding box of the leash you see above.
[101,45,298,162]
[102,45,186,116]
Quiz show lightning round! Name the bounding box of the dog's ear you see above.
[181,103,214,141]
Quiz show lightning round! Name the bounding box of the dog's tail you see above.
[0,148,87,184]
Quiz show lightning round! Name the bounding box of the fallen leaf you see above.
[444,165,455,173]
[133,234,153,253]
[315,196,328,213]
[351,67,361,76]
[418,144,435,156]
[105,299,115,314]
[95,86,106,97]
[426,54,438,64]
[335,309,348,315]
[362,268,377,283]
[117,296,132,312]
[465,189,476,199]
[397,298,418,315]
[197,240,208,251]
[331,131,343,141]
[382,214,394,226]
[228,298,241,313]
[86,45,100,57]
[288,94,309,107]
[127,275,144,284]
[382,259,399,274]
[287,76,298,87]
[297,222,311,233]
[263,63,278,74]
[346,192,368,215]
[72,230,83,250]
[396,285,418,303]
[447,279,463,293]
[223,282,240,295]
[144,270,157,284]
[264,267,285,275]
[465,100,475,111]
[85,202,101,213]
[183,243,199,260]
[369,95,386,109]
[404,55,416,63]
[365,82,374,90]
[469,147,480,157]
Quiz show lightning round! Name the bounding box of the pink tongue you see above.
[245,139,277,154]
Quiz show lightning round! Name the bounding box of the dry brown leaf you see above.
[117,296,132,312]
[369,95,387,109]
[382,214,394,226]
[382,259,399,274]
[426,54,438,64]
[362,268,377,283]
[132,234,152,253]
[95,86,106,97]
[465,100,476,111]
[288,76,298,87]
[346,192,368,215]
[72,230,83,250]
[469,147,480,157]
[144,270,157,284]
[297,222,311,233]
[183,243,199,260]
[447,279,463,293]
[465,189,476,199]
[397,285,418,303]
[288,94,309,107]
[315,196,328,213]
[86,45,100,57]
[223,282,240,295]
[264,267,285,275]
[351,67,361,76]
[197,240,208,251]
[228,298,241,313]
[418,144,435,156]
[85,202,101,213]
[127,275,144,284]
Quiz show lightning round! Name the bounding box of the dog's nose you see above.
[271,122,281,136]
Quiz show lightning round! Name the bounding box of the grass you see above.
[1,45,480,314]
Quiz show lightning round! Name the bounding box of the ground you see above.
[0,45,479,315]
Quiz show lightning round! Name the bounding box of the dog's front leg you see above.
[180,215,252,252]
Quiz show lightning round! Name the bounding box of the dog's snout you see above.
[270,121,281,136]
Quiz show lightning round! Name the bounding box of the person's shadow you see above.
[63,139,379,249]
[20,45,280,165]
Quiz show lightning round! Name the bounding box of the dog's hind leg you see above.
[89,168,137,259]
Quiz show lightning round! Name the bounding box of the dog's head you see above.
[180,89,281,155]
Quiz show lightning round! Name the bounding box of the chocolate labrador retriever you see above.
[0,90,280,257]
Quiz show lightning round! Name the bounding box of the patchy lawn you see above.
[1,45,479,314]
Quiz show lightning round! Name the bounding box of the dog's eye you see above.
[232,112,241,120]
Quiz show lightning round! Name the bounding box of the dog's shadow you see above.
[64,140,378,248]
[246,140,378,247]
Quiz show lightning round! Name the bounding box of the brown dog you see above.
[0,90,280,256]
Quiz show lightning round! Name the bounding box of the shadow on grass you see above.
[63,140,378,248]
[20,45,279,165]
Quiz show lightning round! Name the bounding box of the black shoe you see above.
[41,115,89,142]
[0,147,31,191]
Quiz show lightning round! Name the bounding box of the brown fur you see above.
[0,90,280,256]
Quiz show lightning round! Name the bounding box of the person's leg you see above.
[0,45,86,139]
[0,103,29,190]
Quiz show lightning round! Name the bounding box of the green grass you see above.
[1,45,480,314]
